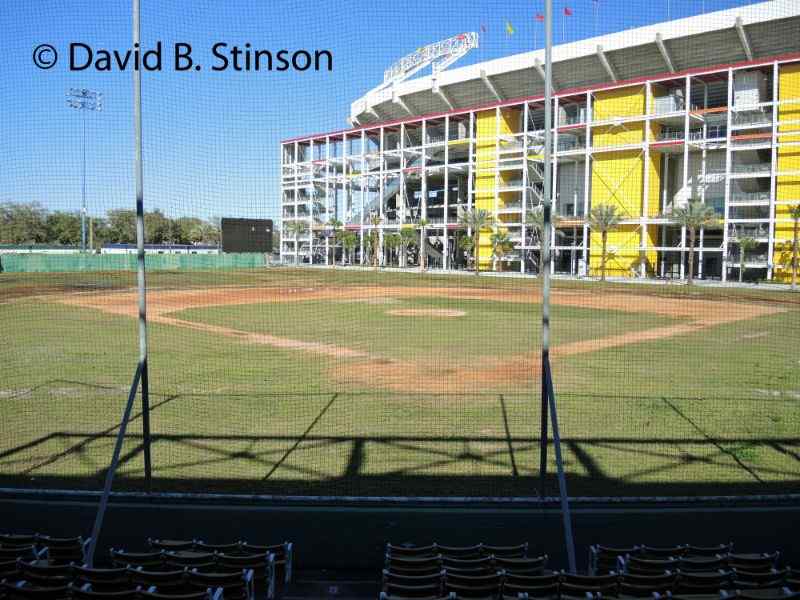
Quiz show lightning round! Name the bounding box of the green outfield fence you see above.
[0,253,268,273]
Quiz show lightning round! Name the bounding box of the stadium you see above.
[2,0,800,597]
[280,0,800,282]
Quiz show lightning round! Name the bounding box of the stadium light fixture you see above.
[66,87,103,253]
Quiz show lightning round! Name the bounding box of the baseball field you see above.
[1,267,799,498]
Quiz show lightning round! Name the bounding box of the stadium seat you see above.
[1,558,21,581]
[729,555,781,572]
[148,540,196,552]
[441,557,494,575]
[674,571,734,594]
[386,544,439,558]
[239,543,293,584]
[785,569,800,590]
[437,546,484,560]
[0,536,36,548]
[110,549,164,569]
[163,551,216,572]
[0,546,38,562]
[71,565,132,592]
[619,571,677,595]
[35,536,90,565]
[641,547,688,559]
[127,567,190,595]
[69,584,142,600]
[484,545,529,560]
[15,560,72,588]
[378,592,455,600]
[733,568,788,590]
[685,545,733,558]
[386,554,444,576]
[623,556,679,576]
[443,570,502,598]
[560,572,619,596]
[501,572,559,599]
[382,568,443,590]
[0,581,71,600]
[139,590,221,600]
[214,552,276,600]
[734,589,800,600]
[193,542,241,554]
[679,557,729,573]
[589,546,639,575]
[186,568,254,600]
[493,556,548,575]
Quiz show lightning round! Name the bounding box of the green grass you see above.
[1,267,799,497]
[174,296,676,362]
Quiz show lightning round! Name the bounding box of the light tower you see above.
[66,88,103,252]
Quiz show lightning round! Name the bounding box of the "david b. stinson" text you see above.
[65,42,333,72]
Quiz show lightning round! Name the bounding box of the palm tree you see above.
[368,213,382,269]
[341,231,358,266]
[327,218,342,267]
[490,230,514,271]
[417,218,430,272]
[383,232,401,267]
[458,208,494,275]
[587,205,621,281]
[789,204,800,291]
[284,220,308,265]
[736,235,758,283]
[669,201,719,285]
[399,227,417,268]
[525,206,562,275]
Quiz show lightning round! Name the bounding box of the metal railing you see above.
[730,190,771,203]
[731,162,771,174]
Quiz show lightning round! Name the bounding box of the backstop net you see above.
[1,0,799,500]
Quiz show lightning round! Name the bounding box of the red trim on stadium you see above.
[280,51,800,145]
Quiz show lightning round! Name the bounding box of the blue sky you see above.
[0,0,758,222]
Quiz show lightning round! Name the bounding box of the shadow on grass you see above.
[1,381,799,498]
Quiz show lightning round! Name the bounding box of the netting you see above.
[1,0,799,500]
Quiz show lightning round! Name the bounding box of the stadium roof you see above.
[343,0,800,127]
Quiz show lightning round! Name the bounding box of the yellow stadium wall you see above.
[474,108,520,268]
[774,63,800,281]
[589,86,659,277]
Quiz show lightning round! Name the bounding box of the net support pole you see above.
[86,364,143,567]
[133,0,152,493]
[545,360,577,573]
[539,0,554,499]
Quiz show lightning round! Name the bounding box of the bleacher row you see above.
[379,542,800,600]
[0,534,293,600]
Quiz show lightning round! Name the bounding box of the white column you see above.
[680,75,691,280]
[767,60,779,280]
[721,67,734,282]
[641,81,653,278]
[551,96,559,275]
[582,92,592,274]
[444,116,450,270]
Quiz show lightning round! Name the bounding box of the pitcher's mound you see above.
[386,308,466,318]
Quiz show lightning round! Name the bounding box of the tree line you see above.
[0,202,220,248]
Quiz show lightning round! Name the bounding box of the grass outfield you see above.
[1,267,799,497]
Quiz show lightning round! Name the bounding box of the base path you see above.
[59,284,785,393]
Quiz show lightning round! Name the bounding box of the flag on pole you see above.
[563,7,573,16]
[505,20,515,35]
[535,13,545,21]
